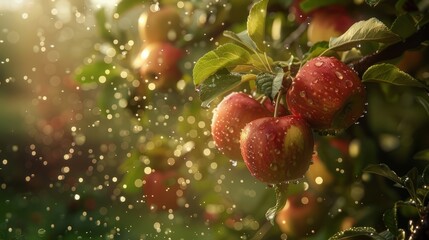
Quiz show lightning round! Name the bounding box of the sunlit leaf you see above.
[247,0,269,51]
[329,18,401,52]
[197,69,242,108]
[116,0,144,16]
[362,64,428,90]
[193,43,252,85]
[364,164,403,186]
[223,30,258,52]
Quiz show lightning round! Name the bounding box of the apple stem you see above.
[273,89,283,117]
[265,182,289,224]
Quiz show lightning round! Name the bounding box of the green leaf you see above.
[364,164,403,187]
[304,41,330,61]
[329,227,379,240]
[193,43,252,85]
[300,0,344,13]
[362,64,428,90]
[255,68,284,99]
[265,183,289,224]
[391,13,420,39]
[328,18,401,52]
[247,0,269,51]
[414,149,429,161]
[403,168,419,202]
[119,150,144,194]
[416,96,429,116]
[95,8,115,43]
[256,73,274,97]
[223,30,259,52]
[383,207,399,236]
[98,76,129,114]
[116,0,144,16]
[74,61,120,84]
[197,69,242,108]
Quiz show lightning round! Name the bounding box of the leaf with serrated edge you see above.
[329,18,401,52]
[362,63,428,90]
[271,68,284,99]
[247,0,268,51]
[329,227,378,240]
[193,43,251,85]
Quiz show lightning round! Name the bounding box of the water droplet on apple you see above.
[314,61,324,67]
[335,71,344,80]
[345,80,353,87]
[299,91,306,98]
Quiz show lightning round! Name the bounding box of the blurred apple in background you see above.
[276,191,330,238]
[307,5,354,44]
[138,5,183,44]
[137,42,184,91]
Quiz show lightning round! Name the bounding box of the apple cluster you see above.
[211,56,366,185]
[134,5,185,92]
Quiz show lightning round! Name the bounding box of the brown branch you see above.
[350,22,429,77]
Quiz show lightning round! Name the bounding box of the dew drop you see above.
[335,71,344,80]
[345,80,353,87]
[314,61,324,67]
[299,91,306,98]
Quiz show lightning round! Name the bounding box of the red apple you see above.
[211,92,272,160]
[138,42,184,91]
[138,6,183,44]
[262,97,289,116]
[240,115,314,184]
[307,5,354,43]
[286,56,366,134]
[276,191,328,237]
[143,170,182,211]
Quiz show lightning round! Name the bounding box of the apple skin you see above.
[240,115,314,184]
[138,42,184,91]
[286,56,366,133]
[211,92,272,160]
[144,170,181,211]
[262,98,289,117]
[276,191,327,238]
[307,5,354,43]
[138,6,183,44]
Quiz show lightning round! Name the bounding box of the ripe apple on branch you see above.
[192,0,429,237]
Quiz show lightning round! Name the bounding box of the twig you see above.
[350,22,429,77]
